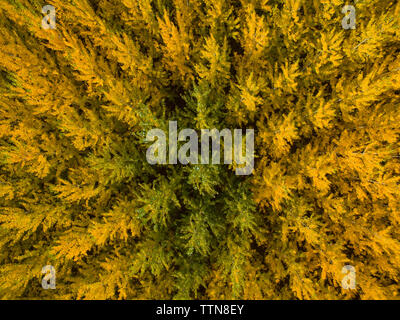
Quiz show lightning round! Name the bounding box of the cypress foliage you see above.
[0,0,399,299]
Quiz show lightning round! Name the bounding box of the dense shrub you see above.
[0,0,399,299]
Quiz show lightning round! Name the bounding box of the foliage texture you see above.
[0,0,400,299]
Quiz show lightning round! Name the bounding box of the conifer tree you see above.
[0,0,399,299]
